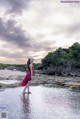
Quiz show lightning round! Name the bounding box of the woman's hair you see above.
[27,58,31,70]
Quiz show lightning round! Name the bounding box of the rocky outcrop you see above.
[0,70,80,91]
[41,66,80,77]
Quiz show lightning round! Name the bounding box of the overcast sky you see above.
[0,0,80,64]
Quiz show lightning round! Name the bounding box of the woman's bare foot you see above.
[27,92,31,94]
[22,91,31,94]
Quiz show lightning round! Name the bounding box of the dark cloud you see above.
[0,18,56,57]
[0,18,56,61]
[0,50,23,59]
[66,22,80,34]
[53,22,80,38]
[30,40,56,52]
[0,0,30,14]
[0,18,31,49]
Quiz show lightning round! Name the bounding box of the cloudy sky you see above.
[0,0,80,64]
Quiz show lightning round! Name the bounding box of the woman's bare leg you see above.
[23,82,30,93]
[28,81,31,93]
[28,84,29,93]
[23,83,28,93]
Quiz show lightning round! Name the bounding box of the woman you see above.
[19,58,34,94]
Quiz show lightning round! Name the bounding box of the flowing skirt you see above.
[19,71,31,86]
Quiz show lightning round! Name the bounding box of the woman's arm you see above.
[29,64,33,79]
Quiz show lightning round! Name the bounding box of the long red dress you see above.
[19,65,34,86]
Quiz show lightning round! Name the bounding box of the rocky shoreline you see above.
[40,67,80,77]
[33,73,80,90]
[0,70,80,91]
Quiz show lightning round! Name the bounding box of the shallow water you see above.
[0,86,80,119]
[0,80,19,84]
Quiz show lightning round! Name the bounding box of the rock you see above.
[70,86,80,90]
[62,72,68,77]
[41,66,80,77]
[34,70,42,74]
[69,72,77,77]
[76,72,80,77]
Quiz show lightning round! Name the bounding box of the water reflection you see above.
[21,93,31,119]
[0,86,80,119]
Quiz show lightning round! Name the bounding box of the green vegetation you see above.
[0,42,80,71]
[0,64,10,69]
[0,63,41,71]
[33,63,42,69]
[41,42,80,69]
[0,63,26,71]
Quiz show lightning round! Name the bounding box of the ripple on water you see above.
[0,86,80,119]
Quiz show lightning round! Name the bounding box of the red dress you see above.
[19,65,34,86]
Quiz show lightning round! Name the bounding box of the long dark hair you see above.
[27,58,31,70]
